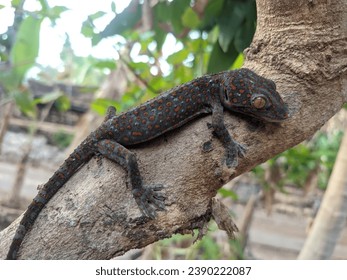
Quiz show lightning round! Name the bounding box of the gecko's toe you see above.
[147,184,166,210]
[236,142,247,158]
[225,154,238,168]
[225,141,247,168]
[133,184,166,219]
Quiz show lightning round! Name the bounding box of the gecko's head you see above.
[220,68,289,122]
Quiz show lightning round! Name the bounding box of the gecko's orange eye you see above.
[252,96,267,109]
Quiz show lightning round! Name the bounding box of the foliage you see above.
[86,0,256,114]
[253,131,344,190]
[153,225,243,260]
[51,131,74,149]
[0,2,103,119]
[1,0,256,119]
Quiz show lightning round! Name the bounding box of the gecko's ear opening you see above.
[219,85,232,107]
[223,87,229,102]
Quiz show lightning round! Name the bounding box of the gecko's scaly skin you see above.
[6,68,289,259]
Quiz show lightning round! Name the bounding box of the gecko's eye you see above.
[252,96,267,109]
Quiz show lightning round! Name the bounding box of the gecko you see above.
[6,68,289,259]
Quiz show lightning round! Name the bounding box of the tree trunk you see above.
[1,0,346,259]
[298,127,347,259]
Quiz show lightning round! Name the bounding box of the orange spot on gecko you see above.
[132,131,142,137]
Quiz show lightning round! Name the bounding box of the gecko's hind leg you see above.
[97,139,165,219]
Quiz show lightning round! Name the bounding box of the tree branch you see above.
[1,0,346,259]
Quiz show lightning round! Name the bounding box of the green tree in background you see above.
[0,0,256,116]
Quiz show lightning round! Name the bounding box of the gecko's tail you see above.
[6,140,95,260]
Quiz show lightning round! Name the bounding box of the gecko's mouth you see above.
[261,111,291,122]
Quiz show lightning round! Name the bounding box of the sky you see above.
[0,0,132,67]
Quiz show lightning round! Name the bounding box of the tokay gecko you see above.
[6,68,289,259]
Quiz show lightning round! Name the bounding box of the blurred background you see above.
[0,0,346,259]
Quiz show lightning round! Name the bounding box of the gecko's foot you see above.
[225,141,247,168]
[132,184,166,219]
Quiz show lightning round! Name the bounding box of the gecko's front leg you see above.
[210,102,247,168]
[97,139,165,218]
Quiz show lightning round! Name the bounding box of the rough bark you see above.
[298,127,347,259]
[1,0,346,259]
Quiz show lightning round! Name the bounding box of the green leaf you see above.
[94,60,116,70]
[153,26,166,50]
[96,0,142,44]
[217,2,245,52]
[181,7,200,29]
[11,0,21,7]
[207,41,238,73]
[38,0,49,12]
[111,2,116,13]
[170,0,191,33]
[91,98,120,115]
[218,188,238,201]
[10,15,43,82]
[13,91,37,118]
[231,53,244,69]
[52,131,73,149]
[55,95,71,112]
[153,2,172,22]
[234,18,256,52]
[48,6,69,21]
[89,11,106,20]
[154,0,191,34]
[167,49,190,65]
[81,20,95,38]
[147,77,169,93]
[34,91,63,105]
[0,5,5,9]
[199,0,224,32]
[203,0,224,24]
